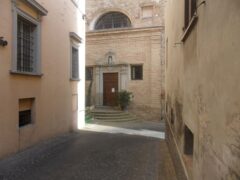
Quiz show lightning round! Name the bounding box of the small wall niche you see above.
[184,125,194,155]
[142,6,153,18]
[19,98,35,127]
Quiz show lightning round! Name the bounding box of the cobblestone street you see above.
[0,122,178,180]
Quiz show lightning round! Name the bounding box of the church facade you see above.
[86,0,166,120]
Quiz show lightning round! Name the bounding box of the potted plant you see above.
[117,90,134,111]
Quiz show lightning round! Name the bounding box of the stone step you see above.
[94,115,136,120]
[93,113,133,117]
[91,109,137,122]
[91,111,128,114]
[94,117,137,122]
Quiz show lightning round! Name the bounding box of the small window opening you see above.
[184,0,197,29]
[19,98,35,127]
[71,46,79,80]
[184,125,194,155]
[131,65,143,80]
[86,67,93,81]
[19,110,31,127]
[170,108,175,124]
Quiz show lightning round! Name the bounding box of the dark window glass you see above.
[184,0,189,28]
[184,0,197,28]
[191,0,197,17]
[95,12,131,30]
[184,125,194,155]
[86,67,93,81]
[131,65,143,80]
[19,110,32,127]
[72,47,79,79]
[17,16,36,72]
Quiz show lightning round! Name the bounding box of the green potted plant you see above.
[118,90,134,111]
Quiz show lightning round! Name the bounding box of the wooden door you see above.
[103,73,118,106]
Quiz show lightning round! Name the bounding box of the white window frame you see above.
[11,7,42,76]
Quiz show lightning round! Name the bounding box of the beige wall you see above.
[165,0,240,179]
[86,0,166,120]
[0,0,84,159]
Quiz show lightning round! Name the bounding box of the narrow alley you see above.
[0,121,180,180]
[1,0,239,179]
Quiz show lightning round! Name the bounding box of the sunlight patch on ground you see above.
[79,124,165,139]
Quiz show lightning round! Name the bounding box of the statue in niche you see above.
[108,55,113,65]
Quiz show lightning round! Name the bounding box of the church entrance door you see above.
[103,73,118,106]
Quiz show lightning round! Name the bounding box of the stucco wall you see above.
[0,0,85,159]
[165,0,240,179]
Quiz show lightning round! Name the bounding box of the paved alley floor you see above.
[90,119,166,132]
[0,122,178,180]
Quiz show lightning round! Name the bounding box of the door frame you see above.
[95,65,129,107]
[103,72,119,106]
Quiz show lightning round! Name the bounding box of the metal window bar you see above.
[131,65,143,80]
[17,16,35,72]
[19,110,32,127]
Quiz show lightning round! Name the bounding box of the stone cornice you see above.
[24,0,48,16]
[70,32,82,43]
[87,26,164,37]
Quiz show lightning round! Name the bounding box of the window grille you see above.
[19,110,32,127]
[95,12,131,30]
[131,65,143,80]
[86,67,93,81]
[71,47,79,79]
[17,16,36,73]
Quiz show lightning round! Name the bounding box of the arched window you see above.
[95,12,131,30]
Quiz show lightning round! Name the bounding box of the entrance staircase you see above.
[91,108,137,122]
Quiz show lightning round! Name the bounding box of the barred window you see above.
[17,16,37,73]
[19,110,32,127]
[131,65,143,80]
[71,47,79,80]
[86,67,93,81]
[95,12,131,30]
[19,98,35,127]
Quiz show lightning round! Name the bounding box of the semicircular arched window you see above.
[95,12,131,30]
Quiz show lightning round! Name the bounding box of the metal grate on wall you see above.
[131,65,143,80]
[19,110,32,127]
